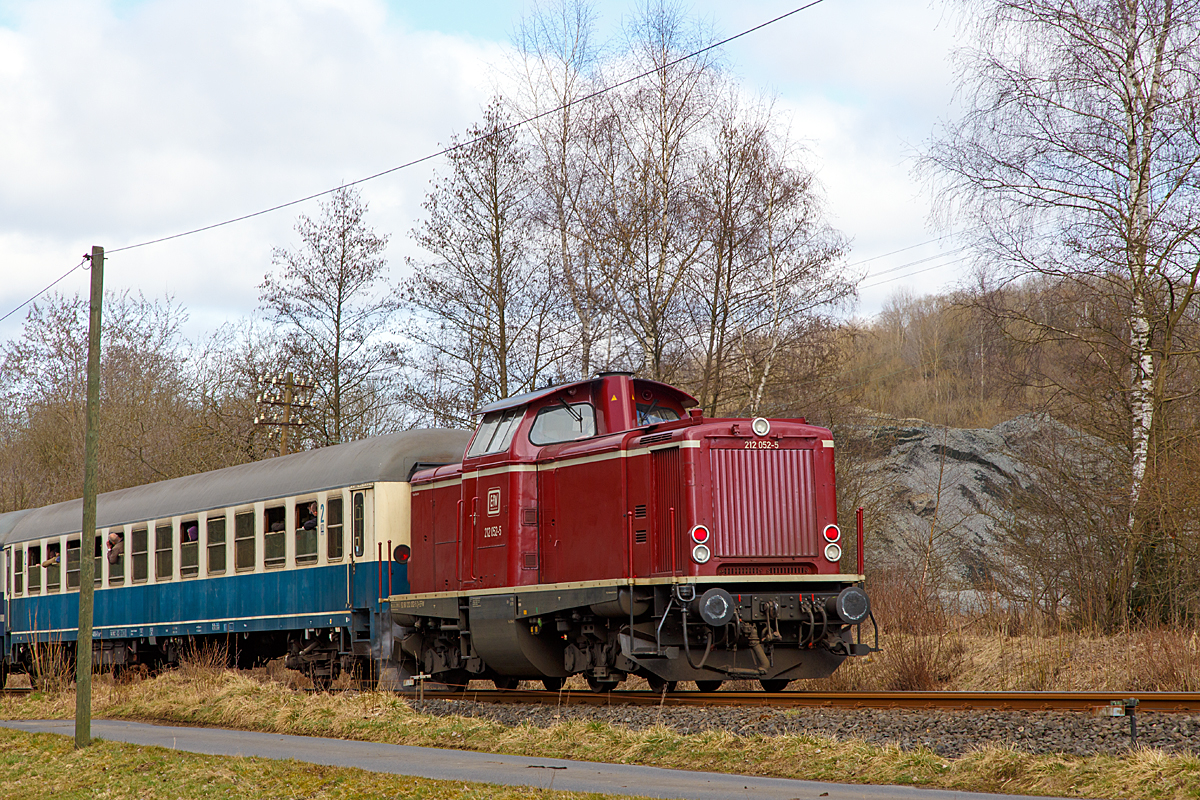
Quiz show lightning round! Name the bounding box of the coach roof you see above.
[0,428,470,547]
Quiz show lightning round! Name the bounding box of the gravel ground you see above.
[408,697,1200,758]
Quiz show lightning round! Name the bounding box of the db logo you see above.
[487,487,501,517]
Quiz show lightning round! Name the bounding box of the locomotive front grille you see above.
[708,448,819,558]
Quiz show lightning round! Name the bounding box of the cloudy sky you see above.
[0,0,969,344]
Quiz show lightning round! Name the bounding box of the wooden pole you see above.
[75,245,103,748]
[280,371,293,456]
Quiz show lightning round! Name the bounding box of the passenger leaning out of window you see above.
[301,502,318,530]
[41,544,60,568]
[107,531,124,564]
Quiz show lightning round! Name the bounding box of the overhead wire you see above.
[0,257,90,325]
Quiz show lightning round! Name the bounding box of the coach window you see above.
[264,506,286,568]
[352,492,365,558]
[66,538,81,589]
[180,519,199,578]
[155,523,173,581]
[234,511,255,572]
[208,516,227,575]
[327,497,344,561]
[529,403,596,446]
[13,548,24,595]
[295,500,318,565]
[46,542,62,592]
[28,545,42,594]
[108,530,125,587]
[92,535,102,588]
[131,527,148,583]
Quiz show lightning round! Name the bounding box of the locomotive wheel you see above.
[694,680,722,692]
[646,675,677,693]
[541,677,564,691]
[759,678,791,693]
[586,676,619,693]
[492,676,520,690]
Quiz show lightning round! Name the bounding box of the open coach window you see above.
[466,406,524,458]
[529,402,596,445]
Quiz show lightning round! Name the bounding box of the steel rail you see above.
[416,689,1200,713]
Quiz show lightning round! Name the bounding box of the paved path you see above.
[2,719,1065,800]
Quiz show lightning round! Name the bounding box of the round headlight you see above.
[824,542,842,562]
[751,417,771,437]
[692,543,711,564]
[690,525,710,544]
[823,524,841,543]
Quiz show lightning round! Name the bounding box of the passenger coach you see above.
[0,430,469,689]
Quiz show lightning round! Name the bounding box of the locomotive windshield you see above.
[636,402,679,425]
[466,406,525,458]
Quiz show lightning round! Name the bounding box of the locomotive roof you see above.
[0,428,471,547]
[474,376,698,416]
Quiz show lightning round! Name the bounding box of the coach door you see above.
[347,488,373,607]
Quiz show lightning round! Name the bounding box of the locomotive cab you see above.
[398,375,875,692]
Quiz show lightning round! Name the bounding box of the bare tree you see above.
[405,98,566,425]
[260,186,400,446]
[926,0,1200,624]
[577,2,718,380]
[513,0,608,379]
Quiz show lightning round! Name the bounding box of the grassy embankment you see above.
[0,727,640,800]
[4,637,1200,800]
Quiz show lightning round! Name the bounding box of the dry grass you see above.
[4,661,1200,799]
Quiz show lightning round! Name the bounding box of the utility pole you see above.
[255,372,315,456]
[75,245,103,749]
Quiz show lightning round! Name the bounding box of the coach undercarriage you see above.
[391,579,875,691]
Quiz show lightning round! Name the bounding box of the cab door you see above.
[347,488,374,608]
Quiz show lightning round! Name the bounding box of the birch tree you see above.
[927,0,1200,624]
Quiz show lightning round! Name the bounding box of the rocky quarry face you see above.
[838,413,1110,590]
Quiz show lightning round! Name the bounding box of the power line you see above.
[106,0,829,256]
[0,257,89,325]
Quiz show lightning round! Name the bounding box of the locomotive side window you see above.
[264,506,286,568]
[295,500,318,565]
[155,523,173,581]
[131,527,148,583]
[66,538,80,589]
[207,516,227,575]
[327,497,344,561]
[13,548,23,595]
[352,492,365,558]
[180,519,199,578]
[45,542,61,592]
[28,545,41,593]
[466,407,524,457]
[529,403,596,445]
[234,512,255,572]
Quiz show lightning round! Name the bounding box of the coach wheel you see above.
[493,676,520,690]
[694,680,722,693]
[541,677,564,692]
[759,679,791,693]
[586,676,619,693]
[646,675,677,693]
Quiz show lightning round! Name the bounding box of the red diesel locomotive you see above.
[391,373,874,692]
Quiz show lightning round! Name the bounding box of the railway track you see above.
[417,688,1200,713]
[8,682,1199,712]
